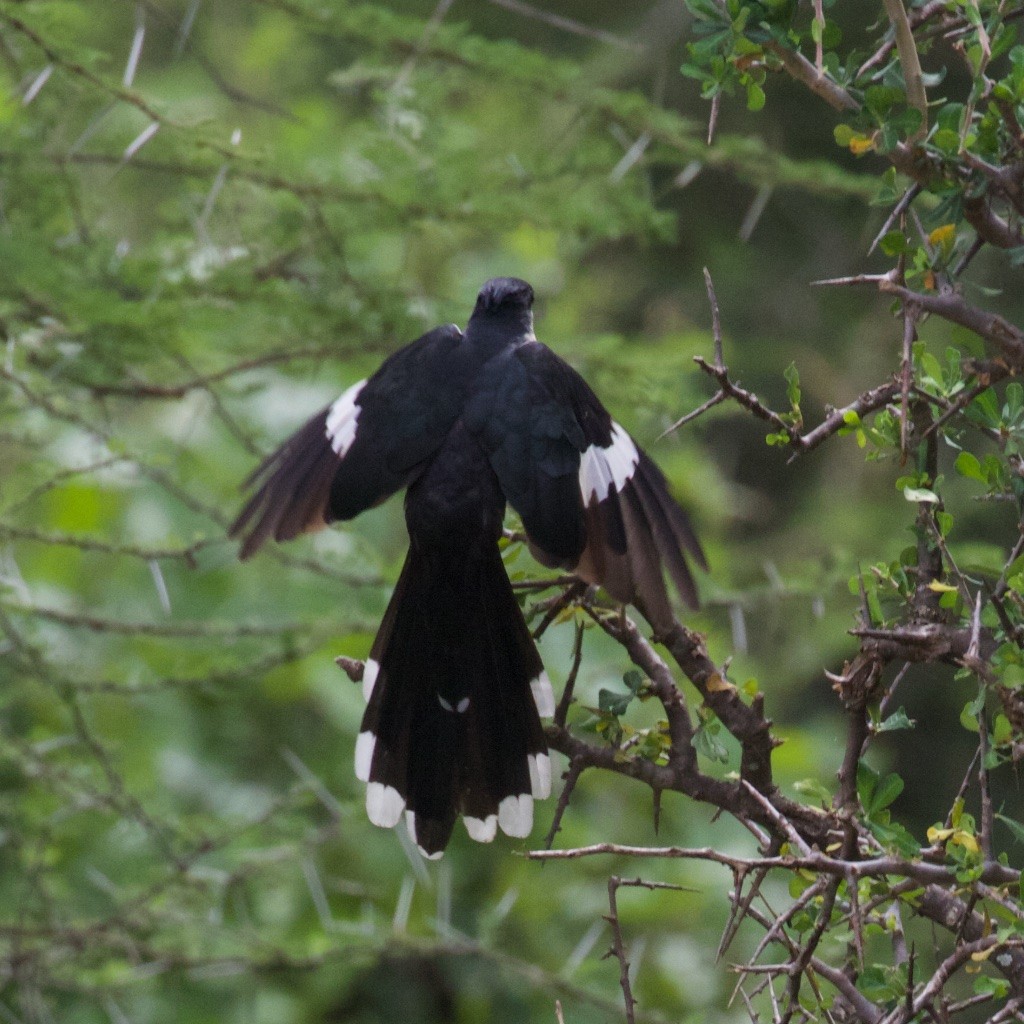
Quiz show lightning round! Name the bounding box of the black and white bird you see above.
[230,277,706,857]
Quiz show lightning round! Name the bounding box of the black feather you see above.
[357,426,549,857]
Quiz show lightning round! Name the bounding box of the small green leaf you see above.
[870,772,904,814]
[695,722,729,764]
[932,128,961,155]
[997,813,1024,845]
[623,669,645,693]
[879,230,907,256]
[856,762,878,808]
[784,361,801,408]
[864,85,902,117]
[875,707,915,733]
[973,975,1010,999]
[793,778,832,803]
[955,451,986,483]
[994,713,1013,745]
[833,124,856,146]
[599,688,633,716]
[960,700,981,733]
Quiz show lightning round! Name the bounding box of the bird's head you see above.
[472,277,535,321]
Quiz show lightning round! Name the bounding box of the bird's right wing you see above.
[465,340,707,626]
[230,323,467,558]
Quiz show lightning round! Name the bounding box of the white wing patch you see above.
[530,671,555,718]
[325,379,367,457]
[528,753,552,799]
[354,730,375,782]
[578,422,639,504]
[362,658,379,703]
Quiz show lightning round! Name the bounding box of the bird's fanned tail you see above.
[355,542,553,858]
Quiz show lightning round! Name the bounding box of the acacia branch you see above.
[527,843,1019,887]
[763,41,858,111]
[878,280,1024,367]
[882,0,928,141]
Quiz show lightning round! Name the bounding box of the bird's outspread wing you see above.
[230,323,467,558]
[466,340,707,627]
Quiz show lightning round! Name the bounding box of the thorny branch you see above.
[525,195,1024,1018]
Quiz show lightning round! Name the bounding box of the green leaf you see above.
[994,713,1013,745]
[997,813,1024,845]
[784,361,801,408]
[865,818,920,857]
[864,85,902,117]
[932,128,962,155]
[868,772,904,814]
[685,0,729,21]
[973,975,1010,999]
[833,123,856,146]
[856,761,878,809]
[969,388,1001,428]
[599,688,634,716]
[623,669,645,693]
[746,81,766,111]
[879,230,907,256]
[955,450,987,483]
[695,723,730,764]
[793,778,832,802]
[960,696,983,733]
[875,707,915,733]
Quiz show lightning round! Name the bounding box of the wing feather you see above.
[230,324,465,557]
[468,340,706,614]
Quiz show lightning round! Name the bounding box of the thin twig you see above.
[606,876,638,1024]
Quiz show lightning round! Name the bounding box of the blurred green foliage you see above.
[2,1,1023,1022]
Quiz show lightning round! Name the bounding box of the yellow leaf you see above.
[928,580,959,593]
[848,134,875,155]
[705,673,735,694]
[970,945,995,962]
[952,830,979,854]
[927,826,954,843]
[924,270,936,291]
[929,223,956,247]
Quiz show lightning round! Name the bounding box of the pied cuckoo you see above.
[230,277,706,857]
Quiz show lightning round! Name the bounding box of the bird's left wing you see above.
[230,323,467,558]
[465,341,706,626]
